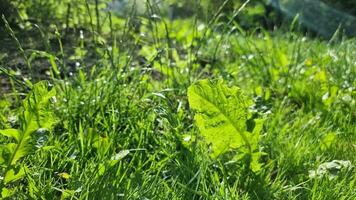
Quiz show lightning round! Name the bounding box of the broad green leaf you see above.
[0,129,21,142]
[4,81,57,168]
[314,69,327,82]
[9,141,32,165]
[255,86,263,96]
[251,119,264,149]
[4,166,26,184]
[22,81,57,135]
[188,79,253,157]
[1,187,15,199]
[92,133,110,157]
[250,152,263,172]
[321,132,337,150]
[5,143,17,155]
[188,79,265,172]
[98,163,106,176]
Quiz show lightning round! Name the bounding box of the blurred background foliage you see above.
[322,0,356,16]
[1,0,112,28]
[1,0,356,35]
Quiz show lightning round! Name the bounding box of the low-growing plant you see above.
[0,81,57,198]
[188,79,264,172]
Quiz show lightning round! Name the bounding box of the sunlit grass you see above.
[0,2,355,199]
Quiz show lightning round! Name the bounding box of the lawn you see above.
[0,1,355,199]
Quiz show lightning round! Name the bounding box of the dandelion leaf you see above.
[0,129,20,142]
[22,81,57,134]
[4,166,26,184]
[188,79,253,158]
[8,81,57,165]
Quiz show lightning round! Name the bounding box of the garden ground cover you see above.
[0,5,355,199]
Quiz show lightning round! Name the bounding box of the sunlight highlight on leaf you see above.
[188,79,264,172]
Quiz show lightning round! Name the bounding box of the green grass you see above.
[0,5,355,199]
